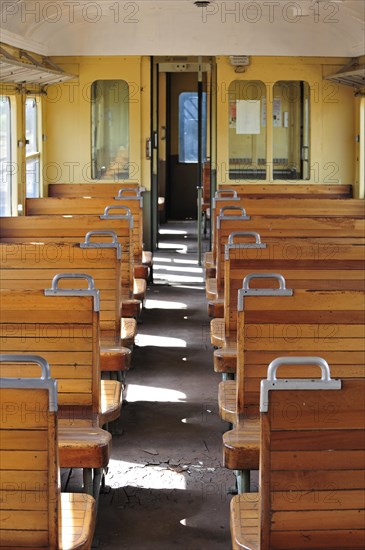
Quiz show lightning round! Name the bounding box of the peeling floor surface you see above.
[93,222,235,549]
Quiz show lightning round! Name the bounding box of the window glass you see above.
[228,80,266,180]
[26,157,40,198]
[179,92,207,163]
[273,81,310,180]
[0,96,12,215]
[25,98,38,155]
[91,80,129,180]
[25,97,41,197]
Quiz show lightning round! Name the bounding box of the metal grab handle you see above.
[219,205,246,216]
[228,231,263,246]
[100,205,134,227]
[115,188,141,199]
[101,205,131,216]
[243,273,287,291]
[225,232,266,259]
[49,273,96,291]
[0,354,58,412]
[260,356,342,412]
[80,231,121,259]
[214,189,238,199]
[82,230,118,246]
[268,356,332,382]
[0,354,50,380]
[217,206,250,228]
[44,273,100,311]
[238,273,293,311]
[114,188,143,207]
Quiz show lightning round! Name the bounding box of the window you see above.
[25,97,41,197]
[179,92,207,163]
[228,81,266,180]
[91,80,130,180]
[0,96,12,215]
[272,81,310,180]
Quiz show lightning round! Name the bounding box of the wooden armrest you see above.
[223,420,260,471]
[60,493,96,550]
[208,298,224,318]
[99,380,122,425]
[214,347,237,374]
[142,250,153,266]
[205,278,217,300]
[134,263,149,280]
[120,317,137,348]
[100,346,132,372]
[120,298,142,318]
[218,380,237,424]
[210,317,225,347]
[230,493,259,550]
[58,425,111,469]
[133,278,147,301]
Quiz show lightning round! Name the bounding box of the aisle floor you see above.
[94,222,234,549]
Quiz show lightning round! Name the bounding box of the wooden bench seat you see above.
[230,358,365,549]
[0,213,136,300]
[206,185,355,269]
[208,207,365,304]
[26,191,152,281]
[48,182,141,197]
[0,242,136,368]
[205,193,364,283]
[220,286,365,492]
[48,183,152,270]
[218,183,353,198]
[211,239,365,352]
[0,290,120,498]
[0,354,96,549]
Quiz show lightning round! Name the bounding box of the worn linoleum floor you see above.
[93,222,234,549]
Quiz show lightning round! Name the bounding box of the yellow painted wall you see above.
[43,56,151,190]
[216,56,357,186]
[6,54,360,202]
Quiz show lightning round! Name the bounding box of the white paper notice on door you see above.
[236,100,261,134]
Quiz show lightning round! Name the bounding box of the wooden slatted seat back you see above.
[0,354,60,548]
[48,182,141,197]
[25,194,145,265]
[259,358,365,549]
[236,288,365,420]
[0,290,100,424]
[0,242,122,344]
[217,183,353,198]
[214,214,365,291]
[224,240,365,339]
[0,214,133,297]
[210,195,365,262]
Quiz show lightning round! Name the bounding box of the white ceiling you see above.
[1,0,364,57]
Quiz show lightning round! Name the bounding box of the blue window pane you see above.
[179,92,207,163]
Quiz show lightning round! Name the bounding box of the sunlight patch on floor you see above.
[125,384,187,402]
[153,273,204,283]
[154,265,202,274]
[173,258,199,265]
[158,243,188,253]
[145,299,187,310]
[170,284,205,290]
[107,459,187,491]
[135,333,187,347]
[159,229,187,235]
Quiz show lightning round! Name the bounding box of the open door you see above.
[151,57,216,258]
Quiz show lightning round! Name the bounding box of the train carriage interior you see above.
[0,1,365,549]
